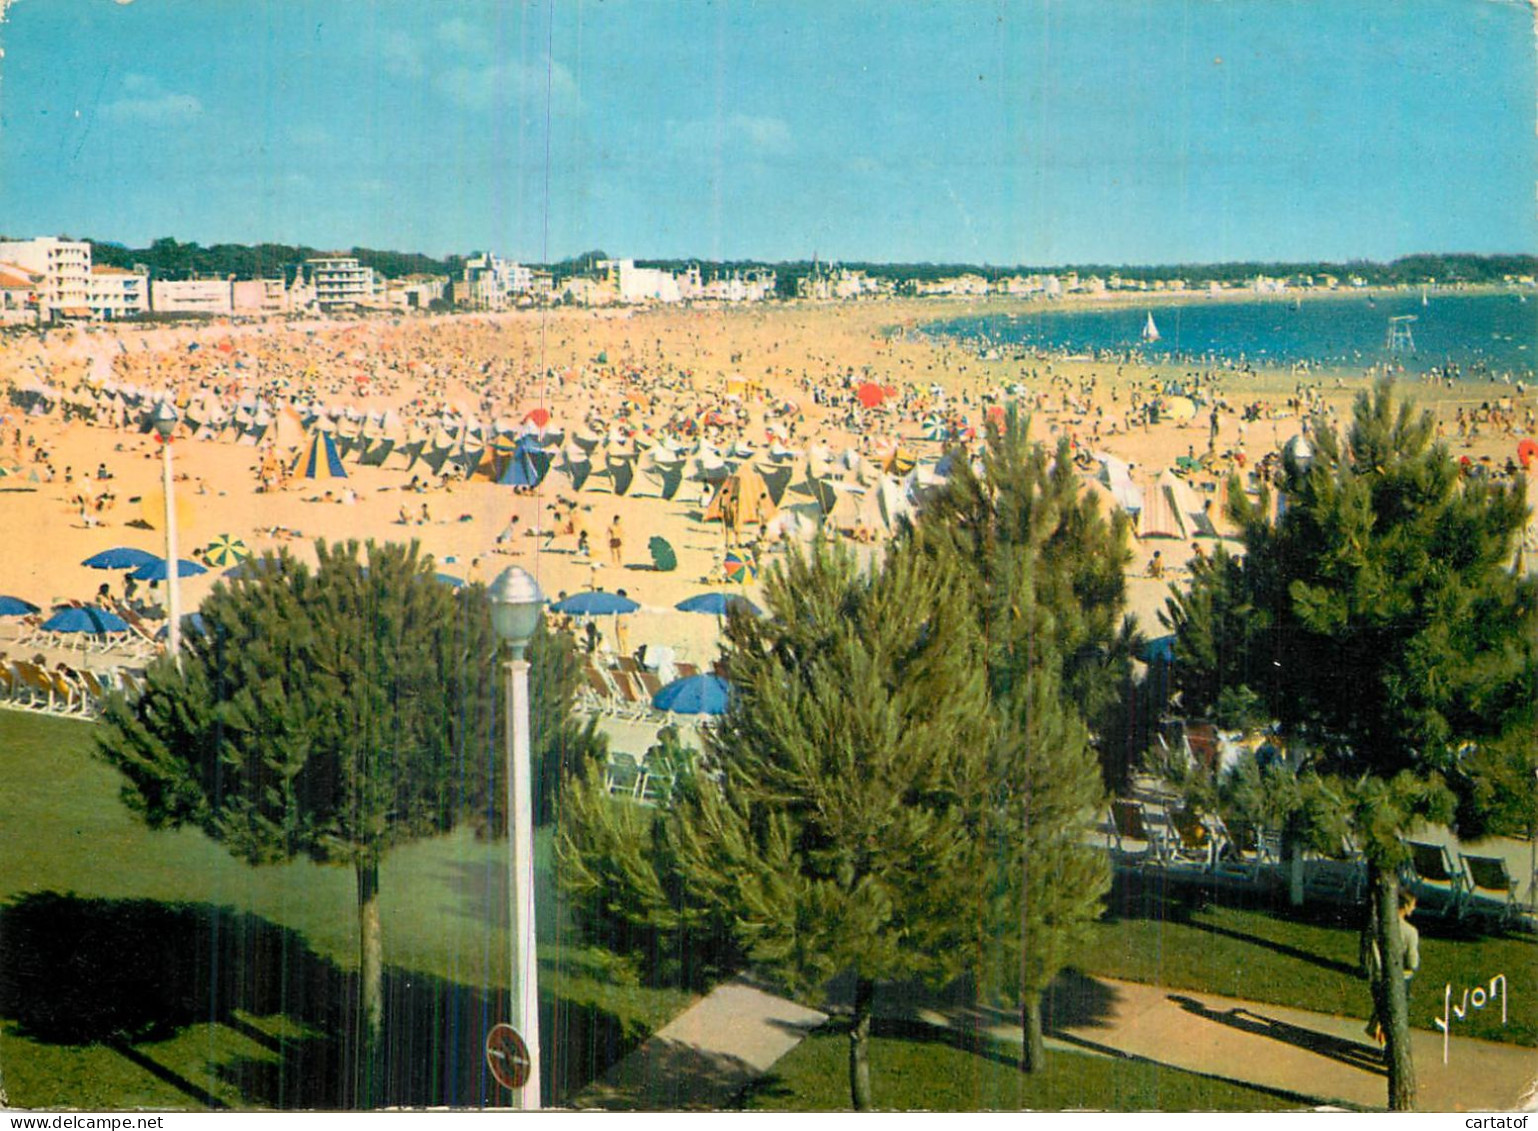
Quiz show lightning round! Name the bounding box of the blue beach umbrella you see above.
[434,573,466,589]
[131,557,210,582]
[0,595,39,616]
[41,605,129,635]
[551,591,640,616]
[675,592,762,618]
[82,547,159,570]
[651,673,730,716]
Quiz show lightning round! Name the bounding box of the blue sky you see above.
[0,0,1533,266]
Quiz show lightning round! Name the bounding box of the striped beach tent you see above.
[293,429,348,481]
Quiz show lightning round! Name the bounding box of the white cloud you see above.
[435,59,578,112]
[102,73,201,123]
[435,17,486,56]
[668,114,794,159]
[380,30,424,79]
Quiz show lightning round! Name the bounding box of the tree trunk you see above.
[1369,861,1416,1111]
[848,976,875,1112]
[1019,992,1046,1073]
[356,856,384,1108]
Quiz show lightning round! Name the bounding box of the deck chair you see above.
[12,661,61,712]
[602,752,647,799]
[1460,854,1522,926]
[1165,806,1217,868]
[1403,841,1468,919]
[607,670,654,721]
[1210,815,1277,882]
[1107,799,1168,864]
[578,661,613,715]
[1306,835,1367,904]
[48,668,90,716]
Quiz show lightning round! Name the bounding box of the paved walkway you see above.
[573,972,1536,1112]
[572,978,826,1111]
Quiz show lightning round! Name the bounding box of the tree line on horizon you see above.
[75,236,1538,293]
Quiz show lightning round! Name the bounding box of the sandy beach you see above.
[1,298,1531,684]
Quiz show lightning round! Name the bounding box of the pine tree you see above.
[667,541,990,1110]
[911,415,1117,1072]
[1163,381,1537,1110]
[95,539,590,1106]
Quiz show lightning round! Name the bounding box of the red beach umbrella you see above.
[1518,439,1537,470]
[855,382,885,409]
[522,407,551,428]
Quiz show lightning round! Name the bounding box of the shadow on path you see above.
[1166,993,1385,1076]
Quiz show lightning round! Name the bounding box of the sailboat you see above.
[1141,311,1161,343]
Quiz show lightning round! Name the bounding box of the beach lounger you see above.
[1107,799,1168,865]
[607,669,654,721]
[1460,854,1522,927]
[1165,805,1217,868]
[11,661,62,713]
[1403,840,1469,919]
[1210,815,1278,882]
[1306,835,1366,904]
[602,752,648,799]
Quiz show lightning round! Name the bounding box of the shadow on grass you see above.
[0,891,637,1109]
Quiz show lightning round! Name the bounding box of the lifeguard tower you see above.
[1386,314,1417,352]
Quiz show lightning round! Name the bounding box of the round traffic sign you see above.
[485,1023,532,1091]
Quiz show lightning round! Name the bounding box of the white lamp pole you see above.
[151,401,182,669]
[488,565,544,1110]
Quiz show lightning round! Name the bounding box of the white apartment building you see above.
[152,277,236,314]
[298,256,377,310]
[388,274,450,310]
[232,278,291,315]
[463,253,532,309]
[598,259,682,305]
[89,264,149,320]
[0,237,93,321]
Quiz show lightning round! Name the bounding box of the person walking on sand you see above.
[607,515,624,566]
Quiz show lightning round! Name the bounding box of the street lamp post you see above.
[488,565,544,1110]
[150,401,181,668]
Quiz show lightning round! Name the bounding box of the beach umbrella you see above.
[41,605,129,635]
[203,534,251,567]
[651,673,730,716]
[855,382,886,409]
[434,573,466,589]
[1139,634,1177,664]
[0,595,39,616]
[1519,439,1537,470]
[722,550,757,584]
[82,546,159,571]
[550,591,640,616]
[131,557,210,582]
[676,592,762,618]
[648,536,678,572]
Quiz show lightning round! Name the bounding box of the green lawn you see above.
[1079,874,1537,1047]
[742,1030,1306,1112]
[0,710,692,1110]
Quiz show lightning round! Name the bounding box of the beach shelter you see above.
[498,439,554,489]
[754,461,794,507]
[644,455,686,500]
[648,536,678,572]
[562,450,594,492]
[293,429,348,481]
[704,466,778,530]
[1163,396,1197,422]
[605,454,638,496]
[1136,473,1188,540]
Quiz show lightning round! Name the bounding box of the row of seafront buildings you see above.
[0,238,780,326]
[6,235,1531,328]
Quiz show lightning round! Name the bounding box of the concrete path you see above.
[572,978,826,1111]
[573,971,1535,1112]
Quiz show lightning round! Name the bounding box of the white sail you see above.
[1141,312,1161,343]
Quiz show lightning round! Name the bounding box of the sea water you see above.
[928,292,1538,381]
